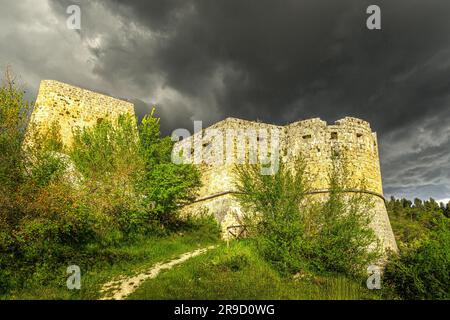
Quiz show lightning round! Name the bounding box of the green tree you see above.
[384,220,450,299]
[70,114,147,235]
[0,68,29,199]
[138,109,201,226]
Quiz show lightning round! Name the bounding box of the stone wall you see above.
[25,80,135,147]
[177,116,398,253]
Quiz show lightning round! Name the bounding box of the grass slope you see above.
[128,241,381,300]
[3,229,219,300]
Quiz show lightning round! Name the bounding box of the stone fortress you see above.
[26,80,398,253]
[176,117,398,253]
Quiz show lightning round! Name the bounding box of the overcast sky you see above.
[1,0,450,202]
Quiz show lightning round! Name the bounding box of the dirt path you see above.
[100,245,216,300]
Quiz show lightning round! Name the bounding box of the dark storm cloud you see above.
[84,0,450,130]
[2,0,450,200]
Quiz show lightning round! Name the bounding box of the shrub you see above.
[0,70,202,293]
[69,110,201,234]
[234,158,309,274]
[384,220,450,299]
[0,69,30,193]
[305,160,380,276]
[234,156,380,277]
[70,115,148,237]
[138,109,201,224]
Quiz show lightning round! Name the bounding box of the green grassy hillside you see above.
[129,241,381,300]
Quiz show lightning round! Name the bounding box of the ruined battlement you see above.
[284,116,382,194]
[177,116,397,253]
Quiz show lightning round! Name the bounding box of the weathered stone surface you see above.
[25,80,135,147]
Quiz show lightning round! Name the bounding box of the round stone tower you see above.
[285,117,398,253]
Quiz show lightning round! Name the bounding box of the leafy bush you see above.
[138,110,200,224]
[68,108,201,235]
[234,158,309,274]
[0,70,30,192]
[70,115,148,237]
[384,220,450,299]
[305,161,380,276]
[234,156,380,277]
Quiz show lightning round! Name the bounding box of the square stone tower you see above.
[25,80,135,148]
[175,117,398,253]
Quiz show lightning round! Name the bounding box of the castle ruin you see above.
[175,117,398,253]
[26,80,398,253]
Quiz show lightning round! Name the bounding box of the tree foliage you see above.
[234,157,380,277]
[384,196,450,299]
[138,109,200,225]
